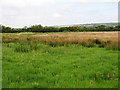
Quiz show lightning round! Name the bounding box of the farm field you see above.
[2,32,118,88]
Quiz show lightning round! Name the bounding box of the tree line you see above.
[0,24,120,33]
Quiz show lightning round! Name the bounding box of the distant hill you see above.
[54,23,118,28]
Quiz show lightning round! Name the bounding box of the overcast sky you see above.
[0,0,119,28]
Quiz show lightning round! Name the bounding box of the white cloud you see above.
[61,4,73,12]
[0,0,56,8]
[67,0,90,3]
[0,6,2,24]
[0,0,26,8]
[0,0,118,27]
[62,4,71,9]
[25,0,56,7]
[53,13,62,18]
[99,0,119,2]
[67,0,119,3]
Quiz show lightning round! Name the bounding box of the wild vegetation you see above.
[1,24,120,33]
[3,32,118,50]
[2,32,118,88]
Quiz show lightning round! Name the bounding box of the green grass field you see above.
[2,32,67,36]
[2,32,118,88]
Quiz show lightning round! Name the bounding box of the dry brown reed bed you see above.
[2,32,119,50]
[32,32,118,44]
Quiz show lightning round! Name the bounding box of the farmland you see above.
[2,32,118,88]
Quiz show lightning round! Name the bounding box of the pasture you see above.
[2,32,118,88]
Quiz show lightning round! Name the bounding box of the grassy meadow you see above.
[2,32,118,88]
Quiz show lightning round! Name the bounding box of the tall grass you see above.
[2,32,118,88]
[2,42,118,88]
[2,32,118,51]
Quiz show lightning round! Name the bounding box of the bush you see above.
[1,24,120,33]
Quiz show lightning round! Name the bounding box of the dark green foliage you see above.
[27,25,43,32]
[1,24,120,33]
[43,26,59,32]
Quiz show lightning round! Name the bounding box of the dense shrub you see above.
[1,24,120,33]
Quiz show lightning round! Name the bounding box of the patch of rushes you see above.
[2,42,118,88]
[2,32,118,51]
